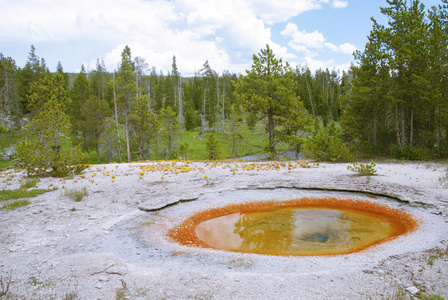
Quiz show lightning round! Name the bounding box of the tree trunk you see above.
[268,108,275,157]
[395,103,402,148]
[410,108,414,147]
[124,105,131,163]
[305,77,315,119]
[96,143,100,164]
[401,104,406,147]
[113,75,122,163]
[372,102,377,155]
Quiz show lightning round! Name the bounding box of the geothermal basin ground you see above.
[1,161,448,299]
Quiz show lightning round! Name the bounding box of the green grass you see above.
[65,187,88,202]
[1,199,30,209]
[0,132,21,170]
[0,189,50,201]
[163,126,266,160]
[20,178,39,189]
[0,132,21,149]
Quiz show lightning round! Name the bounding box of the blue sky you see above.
[0,0,442,76]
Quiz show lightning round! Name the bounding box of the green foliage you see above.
[15,74,89,177]
[130,95,158,161]
[205,132,221,159]
[80,96,112,163]
[0,188,50,201]
[246,112,257,130]
[347,160,377,176]
[420,294,445,300]
[278,98,314,159]
[115,45,138,163]
[234,44,304,158]
[227,105,245,158]
[68,65,90,132]
[303,122,351,162]
[101,117,125,163]
[184,103,199,131]
[178,142,190,160]
[2,199,30,209]
[65,186,88,202]
[20,178,39,189]
[343,1,448,159]
[160,106,182,159]
[392,146,429,161]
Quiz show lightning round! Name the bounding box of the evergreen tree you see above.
[234,44,304,158]
[0,54,19,134]
[17,45,47,114]
[160,106,181,159]
[15,74,88,176]
[68,65,90,133]
[227,104,244,158]
[80,95,112,163]
[205,132,221,159]
[130,94,159,161]
[115,45,137,163]
[56,61,69,90]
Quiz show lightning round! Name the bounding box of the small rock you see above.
[95,282,103,289]
[406,286,419,295]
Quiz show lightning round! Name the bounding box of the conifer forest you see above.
[0,0,447,175]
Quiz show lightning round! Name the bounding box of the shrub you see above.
[347,160,377,176]
[392,145,429,161]
[65,187,88,202]
[20,178,39,189]
[303,122,351,162]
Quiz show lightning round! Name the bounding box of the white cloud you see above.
[339,43,357,54]
[332,0,348,8]
[0,0,353,74]
[301,56,351,73]
[281,23,357,55]
[247,0,324,24]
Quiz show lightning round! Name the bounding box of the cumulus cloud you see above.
[332,0,348,8]
[281,23,357,55]
[247,0,323,24]
[0,0,354,74]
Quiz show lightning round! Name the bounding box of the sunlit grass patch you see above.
[0,188,50,201]
[20,178,39,189]
[1,199,30,209]
[65,187,88,202]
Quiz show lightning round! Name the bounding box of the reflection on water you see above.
[195,208,394,255]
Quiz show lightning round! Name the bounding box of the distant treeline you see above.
[1,0,448,164]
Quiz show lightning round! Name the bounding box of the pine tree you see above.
[115,45,137,163]
[205,132,221,159]
[130,95,159,161]
[16,74,88,176]
[234,44,303,158]
[17,45,47,114]
[0,54,19,134]
[160,106,181,159]
[68,65,90,133]
[80,95,112,163]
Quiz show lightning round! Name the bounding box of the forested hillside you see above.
[0,0,447,171]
